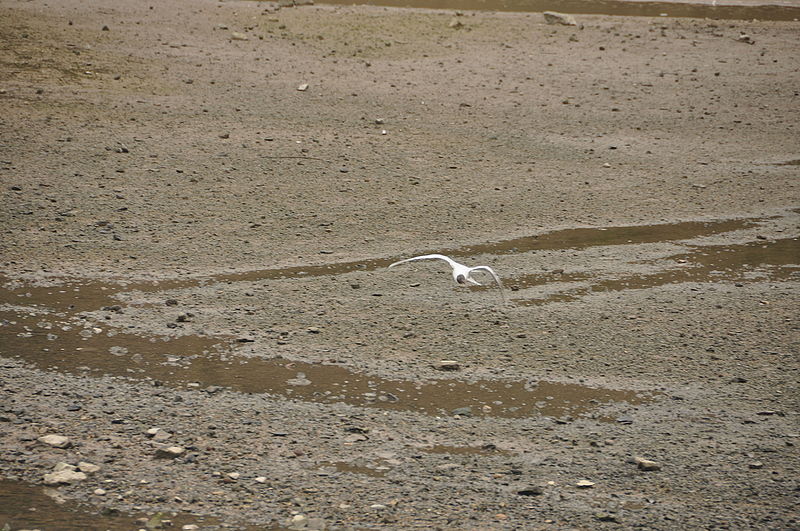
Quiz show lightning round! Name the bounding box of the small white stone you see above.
[94,488,107,495]
[227,472,240,480]
[576,479,595,488]
[38,434,71,448]
[155,446,185,459]
[255,476,267,483]
[290,514,309,526]
[182,526,200,531]
[297,83,309,92]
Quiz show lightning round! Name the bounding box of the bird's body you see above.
[389,254,506,302]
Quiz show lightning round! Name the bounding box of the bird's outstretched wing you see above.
[388,254,457,269]
[471,266,507,303]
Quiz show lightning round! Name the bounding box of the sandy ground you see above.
[1,0,799,529]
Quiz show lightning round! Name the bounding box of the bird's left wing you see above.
[472,266,507,303]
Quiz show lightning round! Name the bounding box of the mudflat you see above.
[1,0,798,529]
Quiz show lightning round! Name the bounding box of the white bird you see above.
[388,254,506,302]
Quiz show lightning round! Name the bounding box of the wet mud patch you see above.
[0,479,248,531]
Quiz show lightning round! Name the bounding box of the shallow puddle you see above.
[420,444,512,456]
[0,312,648,419]
[514,237,799,305]
[214,217,762,285]
[317,461,388,477]
[318,0,800,21]
[0,478,263,530]
[0,216,765,309]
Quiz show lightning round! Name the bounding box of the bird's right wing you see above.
[388,254,455,268]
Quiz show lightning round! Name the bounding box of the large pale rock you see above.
[38,434,71,448]
[543,11,577,26]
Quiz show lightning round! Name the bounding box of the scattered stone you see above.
[38,434,71,448]
[165,299,179,306]
[595,512,619,522]
[43,464,87,485]
[616,415,634,425]
[227,472,240,480]
[231,31,249,41]
[543,11,577,26]
[53,462,75,473]
[145,428,171,441]
[576,479,595,488]
[369,504,388,510]
[448,18,464,29]
[255,476,267,483]
[634,457,661,471]
[94,488,107,495]
[77,461,101,474]
[517,485,544,496]
[434,360,460,371]
[297,83,309,91]
[155,446,186,459]
[288,514,309,529]
[182,526,200,531]
[452,406,473,417]
[737,33,755,44]
[749,461,764,469]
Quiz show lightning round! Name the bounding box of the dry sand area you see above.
[1,0,799,529]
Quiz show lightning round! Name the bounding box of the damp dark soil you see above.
[1,0,799,529]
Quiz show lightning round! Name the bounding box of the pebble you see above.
[231,32,249,41]
[182,526,200,531]
[543,11,577,26]
[78,461,101,474]
[452,407,473,417]
[634,457,661,471]
[44,464,87,485]
[297,83,309,91]
[434,360,460,371]
[576,480,595,488]
[38,434,71,448]
[94,488,107,495]
[255,476,267,483]
[155,446,186,459]
[517,485,544,496]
